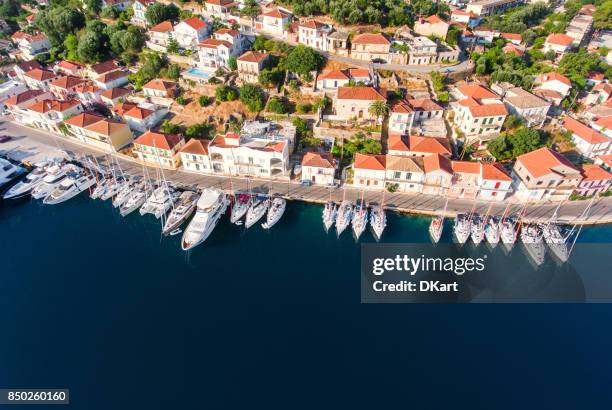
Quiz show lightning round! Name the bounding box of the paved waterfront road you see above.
[1,118,610,225]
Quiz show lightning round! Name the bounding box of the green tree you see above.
[594,1,612,30]
[198,95,211,107]
[167,37,180,54]
[368,100,389,121]
[77,29,107,63]
[241,0,261,26]
[160,120,182,134]
[0,0,20,20]
[35,6,86,46]
[145,3,179,26]
[228,56,237,71]
[63,33,79,61]
[84,0,102,14]
[266,96,288,114]
[186,123,215,139]
[215,85,238,102]
[286,45,324,78]
[239,83,264,112]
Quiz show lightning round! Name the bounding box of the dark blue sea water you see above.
[1,194,612,409]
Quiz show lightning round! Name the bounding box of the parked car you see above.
[0,135,12,143]
[300,180,312,187]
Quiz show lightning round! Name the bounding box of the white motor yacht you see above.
[100,178,127,201]
[181,189,229,250]
[335,200,353,236]
[429,216,444,244]
[162,191,200,235]
[43,172,96,205]
[453,214,471,244]
[484,217,501,247]
[352,200,368,240]
[262,196,286,229]
[230,193,250,224]
[3,165,48,199]
[140,186,179,219]
[0,158,25,189]
[520,224,546,266]
[119,184,150,217]
[369,205,386,241]
[470,213,485,244]
[322,201,338,232]
[113,181,137,208]
[542,223,569,263]
[245,196,269,229]
[31,165,73,199]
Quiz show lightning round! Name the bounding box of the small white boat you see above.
[120,184,150,217]
[520,224,546,266]
[100,178,127,201]
[352,200,368,240]
[0,158,25,189]
[162,191,199,235]
[3,165,48,199]
[140,186,179,219]
[230,193,250,224]
[470,213,485,244]
[369,205,386,241]
[30,165,73,200]
[90,177,109,199]
[43,172,96,205]
[245,196,269,229]
[181,189,229,250]
[429,216,443,243]
[500,218,517,250]
[485,217,501,246]
[453,214,471,244]
[322,201,337,232]
[542,223,569,263]
[262,196,286,229]
[335,200,353,236]
[113,182,136,208]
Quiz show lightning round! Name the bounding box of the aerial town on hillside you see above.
[1,0,612,203]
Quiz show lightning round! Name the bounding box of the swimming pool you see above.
[183,67,213,79]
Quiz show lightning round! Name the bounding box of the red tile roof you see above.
[424,15,446,24]
[456,84,497,100]
[500,32,521,42]
[354,153,386,170]
[517,147,580,178]
[4,89,46,106]
[180,138,210,155]
[215,28,239,37]
[101,87,131,100]
[149,20,174,32]
[182,17,207,30]
[263,8,291,19]
[351,33,390,45]
[318,69,350,81]
[594,116,612,129]
[143,79,176,91]
[24,68,56,81]
[135,130,183,150]
[546,33,573,47]
[124,106,154,119]
[452,160,480,174]
[28,99,80,113]
[564,116,610,144]
[408,135,451,156]
[50,75,86,89]
[581,164,612,181]
[63,112,105,128]
[302,152,335,168]
[237,51,269,63]
[336,86,386,101]
[538,72,571,86]
[84,118,129,136]
[299,20,327,29]
[91,60,121,75]
[481,163,512,181]
[199,38,232,48]
[423,153,452,174]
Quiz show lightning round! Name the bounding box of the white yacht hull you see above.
[43,177,96,205]
[181,193,228,250]
[263,198,286,229]
[245,199,269,229]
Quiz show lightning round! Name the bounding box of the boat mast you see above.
[567,194,598,257]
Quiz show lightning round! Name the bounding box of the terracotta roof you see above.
[182,17,207,30]
[423,153,452,174]
[112,102,138,116]
[263,8,291,19]
[97,70,128,83]
[318,69,350,81]
[149,20,174,33]
[564,116,610,144]
[24,68,56,81]
[594,116,612,129]
[534,88,564,100]
[299,20,327,30]
[597,154,612,168]
[592,83,612,95]
[4,89,45,106]
[302,152,335,168]
[135,130,183,150]
[391,100,414,114]
[351,33,390,45]
[424,15,446,24]
[180,138,210,155]
[456,84,497,100]
[546,33,573,47]
[336,86,386,101]
[101,87,131,100]
[407,98,442,112]
[538,72,571,86]
[500,32,521,41]
[57,60,83,70]
[354,153,386,171]
[452,160,480,174]
[143,79,176,91]
[16,61,41,72]
[452,9,477,17]
[28,99,80,113]
[206,0,235,5]
[50,75,86,89]
[481,163,512,181]
[84,118,129,136]
[238,51,269,63]
[458,97,507,117]
[215,28,239,37]
[408,135,451,155]
[517,147,580,178]
[124,105,154,119]
[199,38,232,48]
[581,164,612,181]
[503,43,524,56]
[91,60,120,75]
[385,155,424,172]
[74,82,100,93]
[63,112,105,128]
[348,68,370,78]
[388,134,410,151]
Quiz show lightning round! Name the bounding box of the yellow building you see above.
[133,130,185,169]
[82,118,134,151]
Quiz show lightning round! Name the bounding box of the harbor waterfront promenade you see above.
[1,117,611,225]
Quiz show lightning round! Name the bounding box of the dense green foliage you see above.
[185,123,215,139]
[594,1,612,29]
[487,127,546,160]
[145,3,179,26]
[558,49,612,89]
[35,6,85,46]
[215,85,239,102]
[332,132,382,162]
[129,53,176,89]
[484,2,550,33]
[286,45,324,78]
[239,84,265,112]
[266,96,289,114]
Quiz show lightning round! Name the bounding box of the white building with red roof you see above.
[146,20,174,51]
[316,68,372,90]
[133,130,185,169]
[414,15,450,39]
[350,33,391,62]
[301,152,337,185]
[21,98,83,133]
[585,82,612,106]
[4,89,52,123]
[533,72,572,105]
[237,51,270,83]
[422,154,453,195]
[352,153,386,189]
[11,31,51,60]
[478,163,513,200]
[205,0,239,17]
[122,104,164,132]
[450,83,507,140]
[450,9,479,28]
[100,87,132,106]
[132,0,156,26]
[174,17,209,49]
[511,147,583,201]
[12,61,42,81]
[258,8,292,36]
[180,139,213,174]
[384,155,426,193]
[576,164,612,196]
[49,75,87,99]
[142,79,177,98]
[298,20,334,51]
[73,82,103,107]
[387,134,451,157]
[333,86,387,121]
[54,60,85,77]
[544,33,574,55]
[93,69,129,90]
[197,29,246,70]
[389,98,443,135]
[595,154,612,172]
[22,68,59,91]
[563,116,612,159]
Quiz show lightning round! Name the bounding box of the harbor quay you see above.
[1,118,611,225]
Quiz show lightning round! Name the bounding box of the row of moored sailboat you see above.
[322,199,387,240]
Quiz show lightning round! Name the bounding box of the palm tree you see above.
[369,100,389,123]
